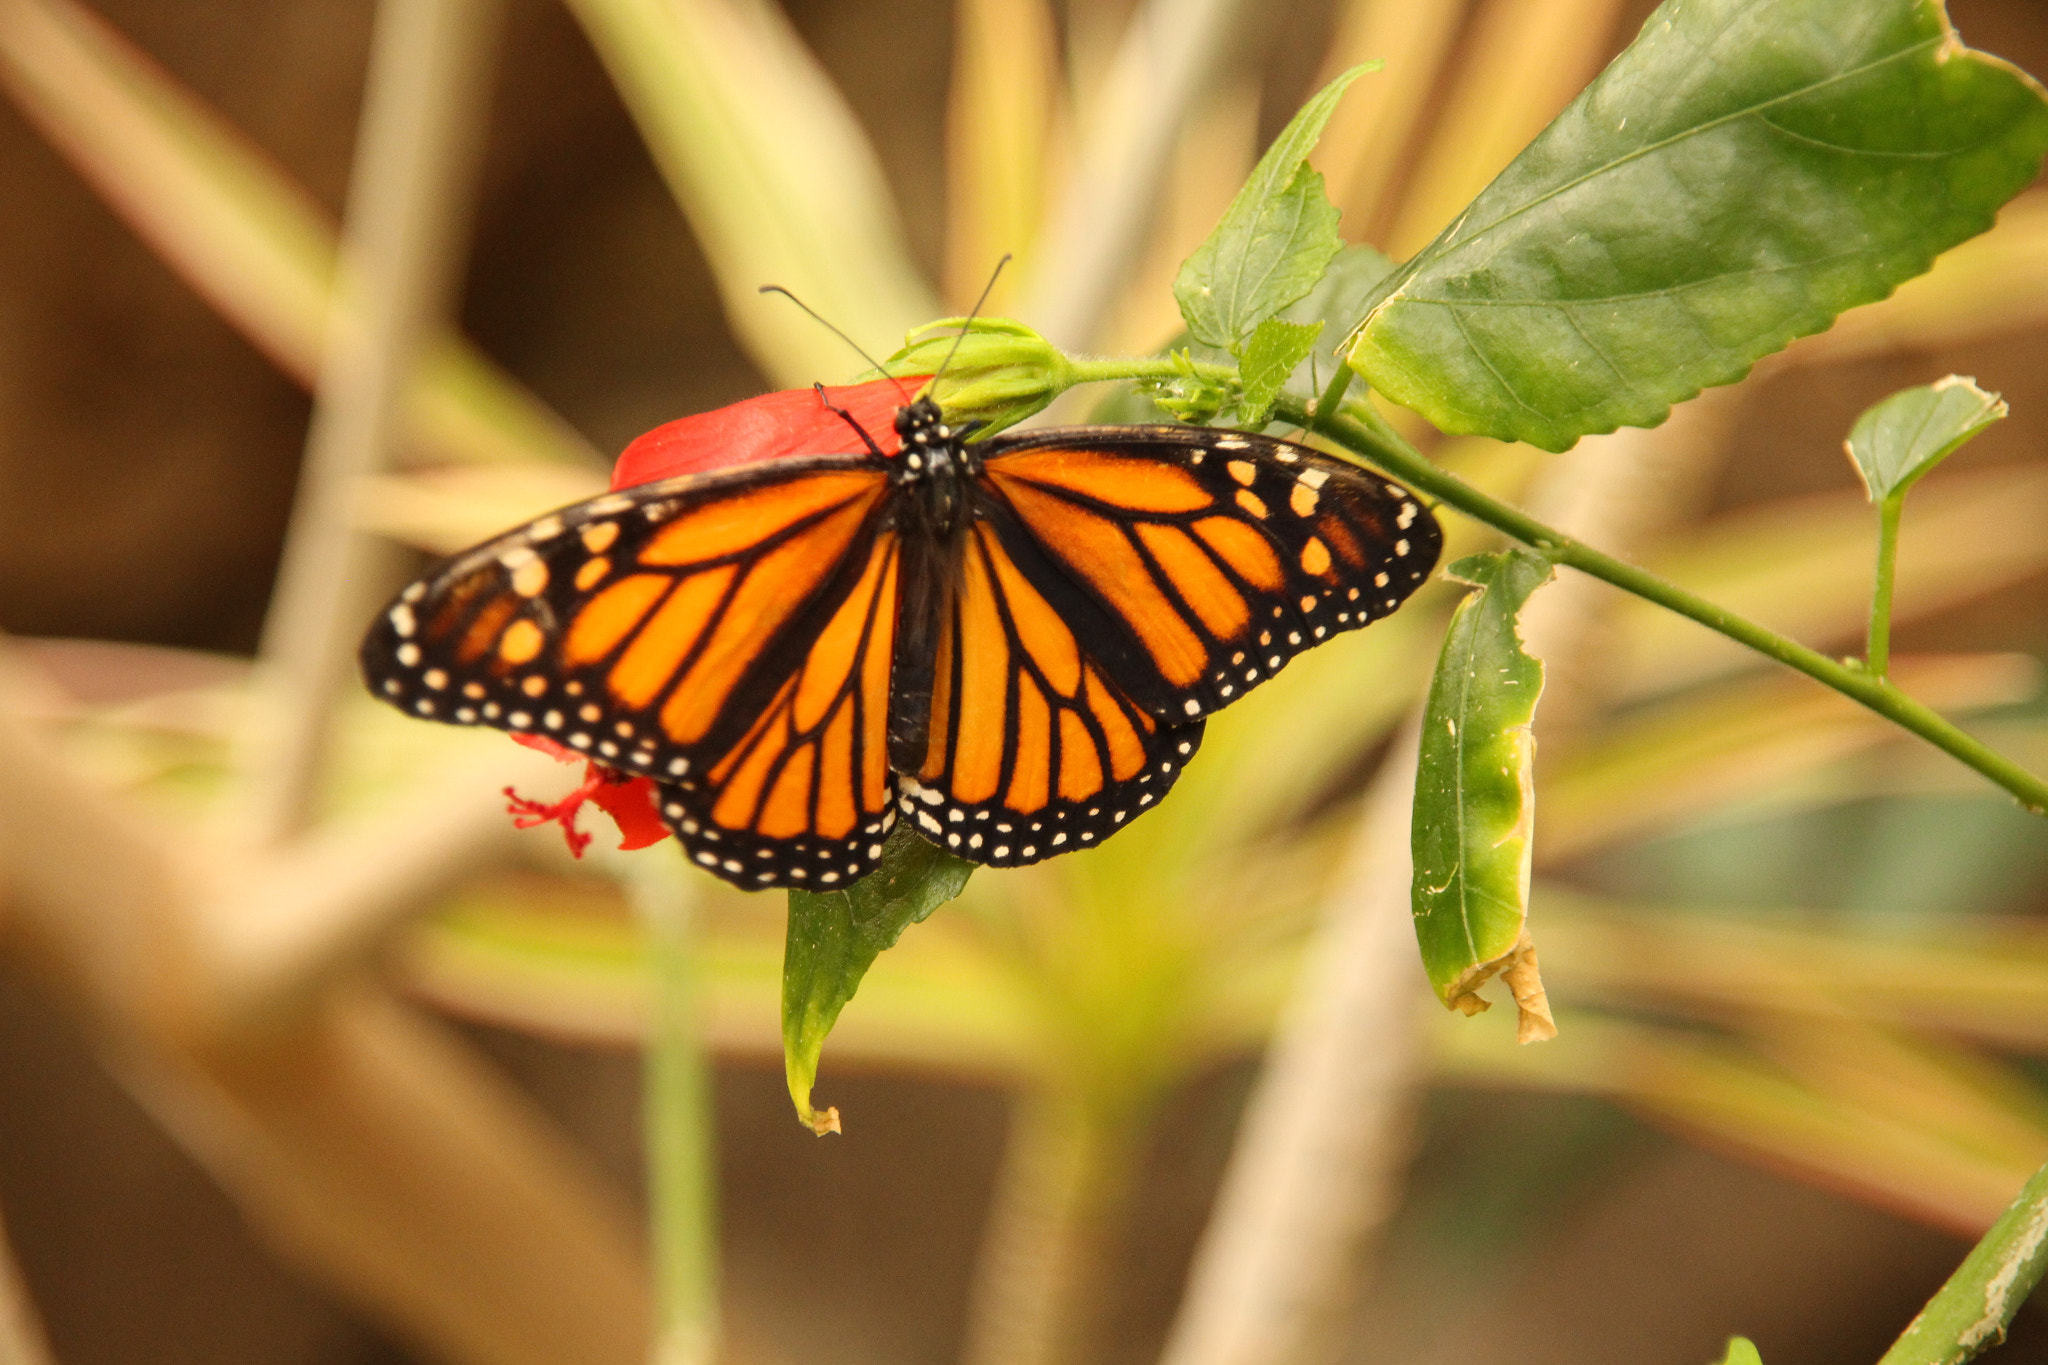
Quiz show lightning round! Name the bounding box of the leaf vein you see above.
[1409,36,1941,262]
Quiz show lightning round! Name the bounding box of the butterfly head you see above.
[890,394,982,535]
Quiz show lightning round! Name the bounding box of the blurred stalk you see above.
[960,1089,1146,1365]
[945,0,1061,312]
[0,0,595,469]
[1880,1155,2048,1365]
[241,0,502,845]
[1384,0,1627,259]
[207,739,569,1017]
[1156,730,1424,1365]
[0,642,651,1365]
[1018,0,1257,350]
[625,860,720,1365]
[1540,653,2037,864]
[1160,349,1731,1365]
[0,1204,56,1365]
[1101,76,1260,354]
[563,0,936,385]
[1431,1011,2048,1236]
[133,983,653,1365]
[1534,897,2048,1053]
[1311,0,1469,240]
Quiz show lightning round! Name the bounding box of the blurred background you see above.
[3,1,2048,1364]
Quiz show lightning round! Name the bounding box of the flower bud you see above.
[888,318,1073,435]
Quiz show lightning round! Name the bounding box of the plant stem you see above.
[1069,355,1238,389]
[1869,493,1904,679]
[629,863,719,1365]
[239,0,500,844]
[1308,360,1355,438]
[1256,394,2048,817]
[1879,1156,2048,1365]
[960,1091,1141,1365]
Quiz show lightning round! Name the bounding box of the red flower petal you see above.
[588,771,669,850]
[610,376,928,489]
[505,733,671,855]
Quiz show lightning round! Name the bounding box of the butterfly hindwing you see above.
[895,519,1206,866]
[653,532,902,886]
[974,427,1442,723]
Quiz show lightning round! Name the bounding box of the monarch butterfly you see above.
[360,388,1442,889]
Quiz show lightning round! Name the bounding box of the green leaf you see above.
[1846,374,2007,502]
[1109,246,1397,428]
[1235,318,1323,426]
[781,827,973,1132]
[1173,66,1367,348]
[1347,0,2048,452]
[1713,1337,1764,1365]
[1412,549,1557,1040]
[1280,242,1397,335]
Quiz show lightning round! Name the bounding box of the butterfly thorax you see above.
[889,395,983,539]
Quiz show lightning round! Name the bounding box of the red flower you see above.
[506,378,928,859]
[610,376,928,488]
[505,733,668,856]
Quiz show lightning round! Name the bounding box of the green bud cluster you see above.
[886,318,1074,437]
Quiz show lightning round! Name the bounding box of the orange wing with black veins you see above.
[896,519,1205,866]
[975,428,1441,724]
[360,456,901,888]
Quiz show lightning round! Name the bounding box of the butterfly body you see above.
[361,397,1441,889]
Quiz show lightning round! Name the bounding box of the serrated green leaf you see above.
[1109,246,1397,428]
[1347,0,2048,452]
[1713,1334,1763,1364]
[1173,66,1366,348]
[1235,318,1323,427]
[1846,374,2007,502]
[781,826,973,1131]
[1413,549,1556,1039]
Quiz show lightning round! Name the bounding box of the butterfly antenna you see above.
[757,284,914,404]
[933,253,1012,388]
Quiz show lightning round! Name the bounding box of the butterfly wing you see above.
[360,455,903,888]
[651,529,904,887]
[892,517,1206,865]
[973,427,1442,723]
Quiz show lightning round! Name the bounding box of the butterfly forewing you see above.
[360,455,900,883]
[974,427,1442,723]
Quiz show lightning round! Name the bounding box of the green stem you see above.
[1067,355,1239,390]
[1869,494,1904,679]
[1255,394,2048,817]
[630,864,719,1365]
[1308,361,1355,439]
[1879,1156,2048,1365]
